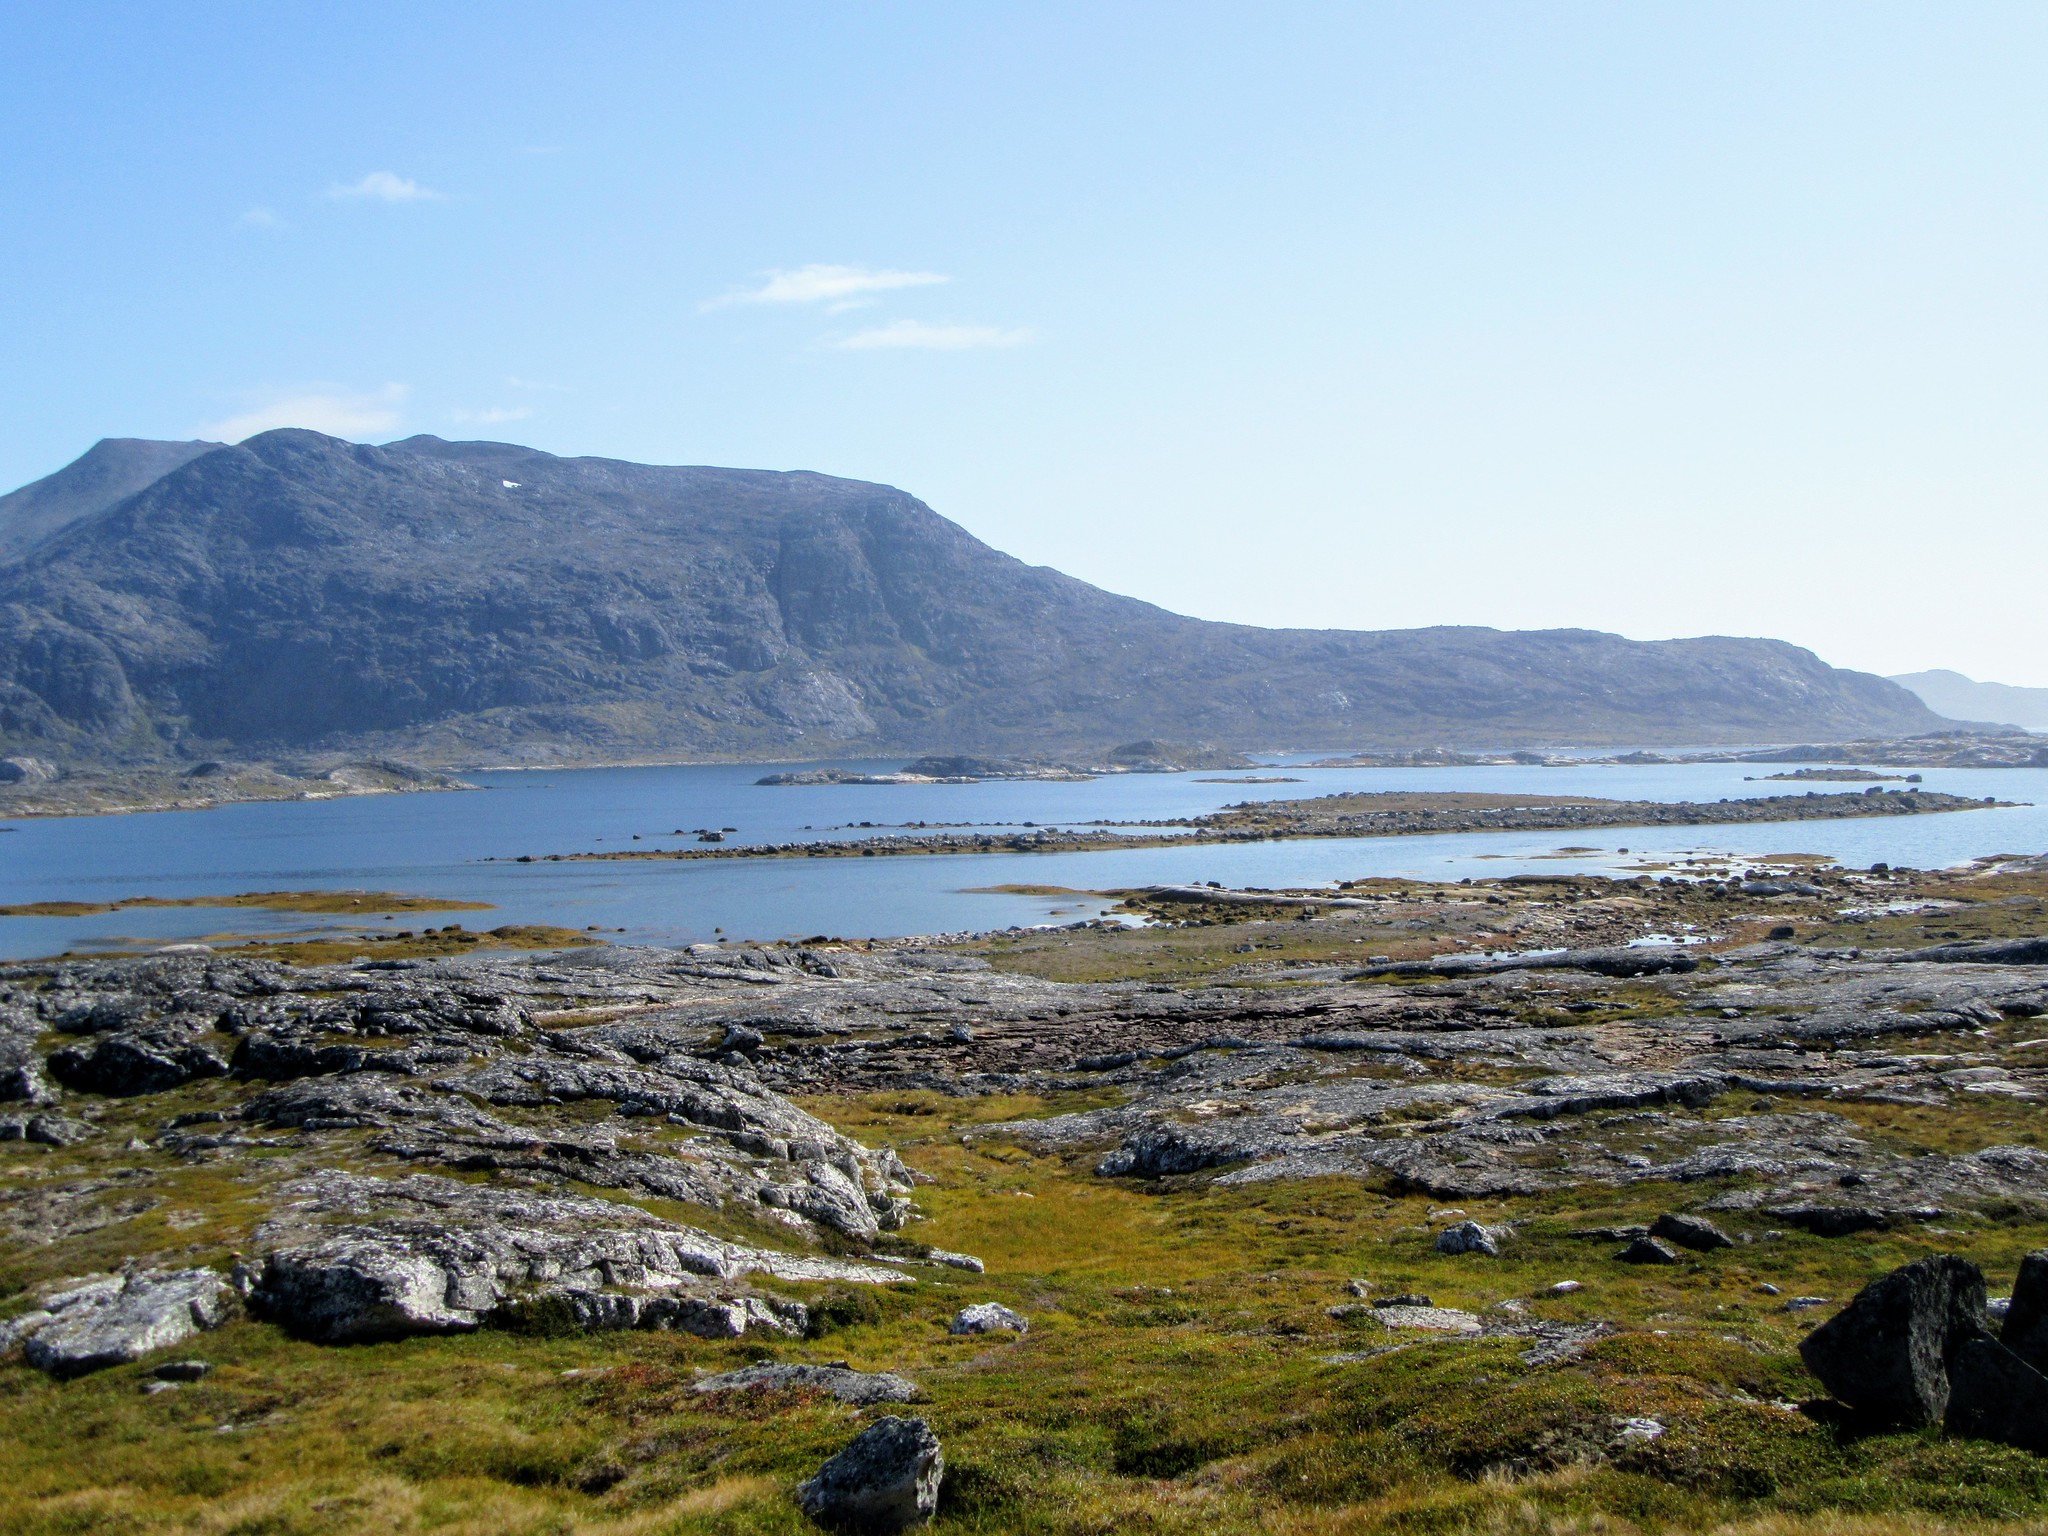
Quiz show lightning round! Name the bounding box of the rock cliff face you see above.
[0,431,1945,766]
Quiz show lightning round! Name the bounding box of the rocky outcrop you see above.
[247,1173,905,1343]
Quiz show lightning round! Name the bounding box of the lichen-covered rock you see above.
[1435,1220,1502,1257]
[695,1362,918,1406]
[1798,1256,1987,1424]
[47,1031,229,1095]
[948,1302,1027,1335]
[1,1269,234,1377]
[797,1415,944,1531]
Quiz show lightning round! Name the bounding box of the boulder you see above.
[948,1302,1028,1335]
[1945,1331,2048,1453]
[1616,1236,1682,1265]
[1650,1213,1734,1252]
[796,1416,944,1532]
[2000,1250,2048,1374]
[1435,1220,1501,1257]
[3,1269,234,1378]
[0,1112,96,1146]
[1798,1256,1987,1424]
[694,1362,918,1406]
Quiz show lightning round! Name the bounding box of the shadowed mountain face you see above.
[0,430,1945,766]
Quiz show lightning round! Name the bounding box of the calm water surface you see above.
[1,758,2042,957]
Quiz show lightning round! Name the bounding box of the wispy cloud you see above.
[449,405,535,426]
[834,320,1034,351]
[705,263,948,310]
[239,206,285,231]
[327,171,442,203]
[201,384,409,442]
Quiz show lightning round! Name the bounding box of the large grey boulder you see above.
[796,1416,944,1531]
[1945,1331,2048,1453]
[2000,1250,2048,1373]
[1,1269,234,1378]
[695,1362,918,1406]
[1798,1256,1987,1423]
[1650,1213,1734,1252]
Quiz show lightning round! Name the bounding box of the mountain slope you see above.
[0,437,219,563]
[0,430,1946,766]
[1892,670,2048,730]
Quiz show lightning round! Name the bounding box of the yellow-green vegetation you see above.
[8,1084,2048,1534]
[195,923,604,967]
[0,890,495,918]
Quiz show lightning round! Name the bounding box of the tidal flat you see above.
[7,856,2048,1532]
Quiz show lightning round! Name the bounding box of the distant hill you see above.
[1891,669,2048,729]
[0,437,218,563]
[0,430,1948,767]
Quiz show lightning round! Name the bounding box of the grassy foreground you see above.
[6,1081,2048,1536]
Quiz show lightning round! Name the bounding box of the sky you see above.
[2,3,2045,685]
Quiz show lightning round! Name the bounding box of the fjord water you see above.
[1,759,2043,959]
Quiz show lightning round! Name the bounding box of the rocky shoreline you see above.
[0,758,473,820]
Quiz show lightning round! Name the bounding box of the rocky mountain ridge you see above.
[0,431,1947,768]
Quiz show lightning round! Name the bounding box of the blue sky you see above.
[4,3,2045,683]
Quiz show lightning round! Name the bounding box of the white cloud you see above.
[449,405,535,425]
[201,384,409,442]
[239,206,284,230]
[834,320,1034,351]
[327,171,442,203]
[706,263,948,309]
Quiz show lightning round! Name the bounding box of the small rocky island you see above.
[756,741,1256,785]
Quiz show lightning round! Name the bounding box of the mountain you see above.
[1891,669,2048,730]
[0,430,1948,767]
[0,437,219,564]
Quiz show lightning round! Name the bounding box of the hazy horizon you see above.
[5,4,2045,684]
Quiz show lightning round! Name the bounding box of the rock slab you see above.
[2,1269,234,1378]
[694,1362,918,1407]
